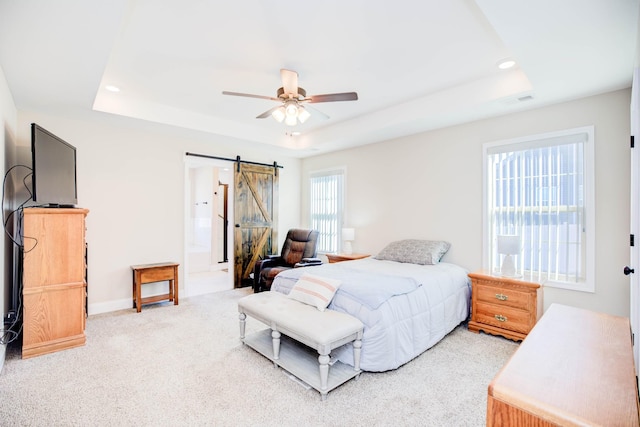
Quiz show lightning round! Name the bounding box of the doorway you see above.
[184,156,234,296]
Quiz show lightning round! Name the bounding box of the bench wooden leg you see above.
[318,353,330,392]
[353,338,362,372]
[133,272,142,313]
[271,330,281,367]
[239,312,246,340]
[172,266,179,306]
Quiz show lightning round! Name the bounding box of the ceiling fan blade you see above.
[307,92,358,103]
[304,104,329,120]
[256,105,281,119]
[280,69,299,97]
[222,91,279,101]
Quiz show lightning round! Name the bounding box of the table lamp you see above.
[342,228,355,255]
[497,235,520,277]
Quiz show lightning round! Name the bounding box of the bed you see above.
[270,240,471,372]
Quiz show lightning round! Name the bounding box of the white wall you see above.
[0,65,17,370]
[4,87,633,320]
[302,89,631,317]
[14,111,302,315]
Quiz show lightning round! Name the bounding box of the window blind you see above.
[310,169,345,253]
[487,132,588,284]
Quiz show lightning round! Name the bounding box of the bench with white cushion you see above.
[238,291,363,399]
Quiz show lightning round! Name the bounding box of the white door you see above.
[629,68,639,373]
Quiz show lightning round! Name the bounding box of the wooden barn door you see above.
[233,163,279,288]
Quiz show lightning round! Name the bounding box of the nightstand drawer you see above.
[475,282,532,311]
[474,303,532,334]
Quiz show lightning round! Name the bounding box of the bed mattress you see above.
[270,258,471,372]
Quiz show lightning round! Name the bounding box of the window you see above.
[309,168,345,253]
[483,126,595,292]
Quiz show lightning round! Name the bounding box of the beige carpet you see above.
[0,288,518,426]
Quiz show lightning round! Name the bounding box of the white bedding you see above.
[270,258,471,372]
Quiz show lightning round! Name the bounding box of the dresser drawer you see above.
[475,281,532,311]
[474,303,533,334]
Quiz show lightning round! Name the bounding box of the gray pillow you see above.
[375,239,451,265]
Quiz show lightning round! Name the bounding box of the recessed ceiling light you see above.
[105,85,120,92]
[497,59,516,70]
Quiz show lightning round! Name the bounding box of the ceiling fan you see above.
[222,69,358,126]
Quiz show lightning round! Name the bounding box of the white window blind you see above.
[310,169,345,253]
[484,127,595,291]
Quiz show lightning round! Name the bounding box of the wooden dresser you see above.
[22,208,89,358]
[468,270,543,341]
[487,304,640,426]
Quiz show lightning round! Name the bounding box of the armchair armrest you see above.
[294,257,323,268]
[256,255,282,269]
[253,256,281,292]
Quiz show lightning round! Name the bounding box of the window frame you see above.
[482,126,595,292]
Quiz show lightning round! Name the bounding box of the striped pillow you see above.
[287,273,341,311]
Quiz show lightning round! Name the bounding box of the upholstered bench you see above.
[238,291,363,400]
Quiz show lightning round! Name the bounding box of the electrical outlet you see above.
[4,310,17,326]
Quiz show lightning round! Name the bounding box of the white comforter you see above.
[270,258,470,372]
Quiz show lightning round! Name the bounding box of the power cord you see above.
[0,164,34,345]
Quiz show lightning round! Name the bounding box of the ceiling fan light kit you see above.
[272,106,286,122]
[285,112,297,126]
[297,106,311,123]
[271,101,312,126]
[223,69,358,126]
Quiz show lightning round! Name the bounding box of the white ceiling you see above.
[0,0,638,157]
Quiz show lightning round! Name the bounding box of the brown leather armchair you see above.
[253,228,322,292]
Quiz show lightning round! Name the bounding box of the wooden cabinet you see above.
[487,304,640,426]
[22,208,89,358]
[325,253,369,263]
[468,270,542,341]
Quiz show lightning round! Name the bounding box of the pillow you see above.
[374,239,451,265]
[287,273,341,311]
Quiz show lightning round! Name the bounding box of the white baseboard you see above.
[88,287,217,316]
[88,298,132,316]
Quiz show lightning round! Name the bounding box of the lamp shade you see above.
[497,235,520,255]
[342,228,355,255]
[284,115,297,126]
[271,107,285,122]
[342,228,355,241]
[285,102,298,117]
[497,235,520,277]
[297,106,311,123]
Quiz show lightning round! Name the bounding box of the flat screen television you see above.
[31,123,78,207]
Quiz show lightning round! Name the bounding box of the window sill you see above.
[539,278,594,293]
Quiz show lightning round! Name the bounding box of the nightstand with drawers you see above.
[325,253,370,263]
[468,270,543,341]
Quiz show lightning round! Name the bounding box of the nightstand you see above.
[468,270,543,341]
[325,253,370,263]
